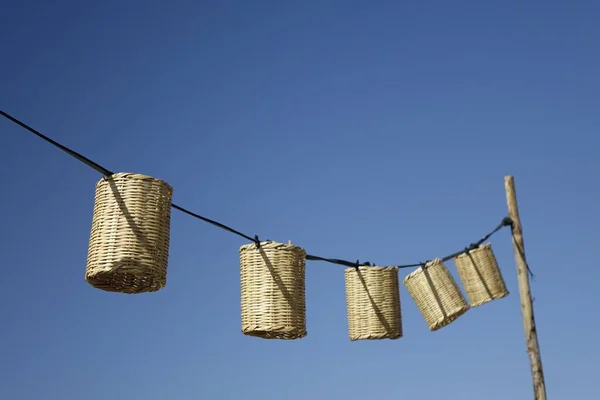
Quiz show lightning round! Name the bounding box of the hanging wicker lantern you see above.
[345,266,402,341]
[403,259,469,331]
[240,240,307,339]
[85,173,173,294]
[453,243,509,307]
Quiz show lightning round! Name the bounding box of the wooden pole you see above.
[504,175,547,400]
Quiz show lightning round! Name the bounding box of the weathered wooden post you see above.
[504,175,547,400]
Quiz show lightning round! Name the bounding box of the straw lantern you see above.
[453,243,509,307]
[403,259,469,331]
[85,173,173,294]
[345,266,402,340]
[240,240,307,339]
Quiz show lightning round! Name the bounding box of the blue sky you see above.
[1,1,598,399]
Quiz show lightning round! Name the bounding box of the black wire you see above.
[1,108,512,270]
[510,229,535,280]
[0,108,260,245]
[305,254,366,268]
[0,110,114,177]
[171,203,257,243]
[308,217,512,269]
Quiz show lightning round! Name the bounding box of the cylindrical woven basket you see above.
[453,243,509,307]
[345,266,402,341]
[403,259,470,331]
[85,173,173,294]
[240,240,307,339]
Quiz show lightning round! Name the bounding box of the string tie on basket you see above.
[466,242,478,252]
[253,235,261,249]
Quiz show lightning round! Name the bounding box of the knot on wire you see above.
[502,216,513,227]
[253,235,261,249]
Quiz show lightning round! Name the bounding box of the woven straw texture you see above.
[403,259,469,331]
[240,241,307,339]
[453,243,509,307]
[345,266,402,341]
[85,173,173,294]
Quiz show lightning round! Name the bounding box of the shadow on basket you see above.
[344,266,402,340]
[240,241,307,340]
[403,259,470,331]
[453,243,509,308]
[85,173,173,294]
[356,270,395,334]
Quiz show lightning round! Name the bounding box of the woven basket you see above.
[453,243,509,307]
[403,259,469,331]
[240,241,307,339]
[85,173,173,294]
[345,266,402,341]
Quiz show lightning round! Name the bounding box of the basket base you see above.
[429,305,470,331]
[349,333,403,341]
[242,327,306,340]
[469,290,510,308]
[86,270,166,294]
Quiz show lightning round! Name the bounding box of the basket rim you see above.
[97,172,172,190]
[239,240,306,254]
[344,266,398,273]
[85,269,167,293]
[242,327,307,340]
[402,258,443,283]
[453,242,492,260]
[350,332,403,341]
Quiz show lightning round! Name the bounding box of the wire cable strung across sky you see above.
[1,108,513,269]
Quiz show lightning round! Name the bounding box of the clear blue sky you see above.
[1,1,598,399]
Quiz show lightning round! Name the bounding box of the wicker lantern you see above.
[240,240,307,339]
[403,259,469,331]
[85,173,173,294]
[453,243,509,307]
[345,266,402,340]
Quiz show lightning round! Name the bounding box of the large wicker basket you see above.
[85,173,173,294]
[403,259,469,331]
[453,243,509,307]
[240,240,307,339]
[345,266,402,340]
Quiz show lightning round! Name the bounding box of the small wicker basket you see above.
[85,173,173,294]
[240,240,307,339]
[345,266,402,341]
[453,243,509,307]
[403,259,469,331]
